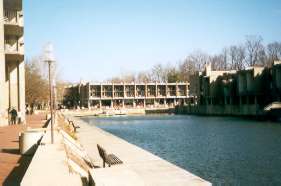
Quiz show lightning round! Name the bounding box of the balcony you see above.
[4,0,22,11]
[4,10,24,37]
[5,38,24,61]
[4,10,24,26]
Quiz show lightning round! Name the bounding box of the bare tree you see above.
[227,45,246,70]
[167,67,181,83]
[179,58,196,82]
[136,71,151,83]
[188,50,209,71]
[210,54,225,70]
[151,64,168,82]
[245,35,265,66]
[267,42,281,66]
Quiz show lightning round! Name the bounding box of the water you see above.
[81,115,281,186]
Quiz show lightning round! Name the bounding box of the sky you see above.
[24,0,281,82]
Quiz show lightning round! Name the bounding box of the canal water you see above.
[81,115,281,186]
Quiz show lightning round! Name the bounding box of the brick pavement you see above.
[0,113,47,186]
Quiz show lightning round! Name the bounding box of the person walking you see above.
[10,108,17,125]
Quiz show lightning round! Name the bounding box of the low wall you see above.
[176,105,266,117]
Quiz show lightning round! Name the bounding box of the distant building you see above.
[64,82,190,109]
[0,0,25,125]
[185,61,281,116]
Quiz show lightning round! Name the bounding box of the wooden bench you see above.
[67,119,80,132]
[97,144,123,168]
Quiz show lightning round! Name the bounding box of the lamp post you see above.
[44,43,55,144]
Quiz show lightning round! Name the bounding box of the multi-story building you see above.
[0,0,25,125]
[184,61,281,117]
[64,82,190,109]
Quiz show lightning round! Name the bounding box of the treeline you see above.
[108,35,281,83]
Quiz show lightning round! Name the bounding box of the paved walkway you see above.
[0,113,46,186]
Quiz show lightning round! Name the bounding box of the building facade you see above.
[65,82,190,109]
[183,61,281,117]
[0,0,25,126]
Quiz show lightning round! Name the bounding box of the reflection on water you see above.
[82,115,281,186]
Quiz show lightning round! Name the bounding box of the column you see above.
[155,82,158,98]
[133,100,136,108]
[99,100,102,109]
[122,100,125,108]
[176,83,178,97]
[134,83,137,97]
[145,84,147,97]
[112,84,114,99]
[100,84,103,98]
[19,61,25,123]
[123,83,126,98]
[164,99,167,108]
[110,100,113,108]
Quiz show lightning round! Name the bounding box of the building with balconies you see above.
[0,0,25,125]
[64,82,190,109]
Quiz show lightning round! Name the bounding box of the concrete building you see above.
[182,62,281,117]
[0,0,25,126]
[65,82,190,109]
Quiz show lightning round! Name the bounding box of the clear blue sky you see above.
[24,0,281,82]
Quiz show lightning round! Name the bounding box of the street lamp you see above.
[44,43,55,144]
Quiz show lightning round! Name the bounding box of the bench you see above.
[97,144,123,168]
[67,119,80,132]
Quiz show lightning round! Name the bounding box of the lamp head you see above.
[44,43,55,63]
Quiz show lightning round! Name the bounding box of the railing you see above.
[4,39,23,54]
[4,10,18,24]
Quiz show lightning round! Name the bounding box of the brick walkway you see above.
[0,113,47,186]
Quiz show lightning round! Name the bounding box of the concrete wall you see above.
[176,105,264,117]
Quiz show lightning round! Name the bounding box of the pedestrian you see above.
[10,108,17,125]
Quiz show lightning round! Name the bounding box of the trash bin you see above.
[19,129,44,155]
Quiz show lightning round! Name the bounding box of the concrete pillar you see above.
[122,100,125,108]
[239,96,242,105]
[176,83,178,97]
[155,82,158,97]
[9,62,19,110]
[173,99,176,106]
[224,96,227,105]
[111,83,114,98]
[145,84,147,97]
[154,99,157,107]
[100,84,103,98]
[164,99,167,107]
[18,61,25,122]
[143,99,146,108]
[134,83,137,98]
[110,100,113,108]
[165,83,168,97]
[123,83,126,98]
[133,100,136,108]
[99,100,102,109]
